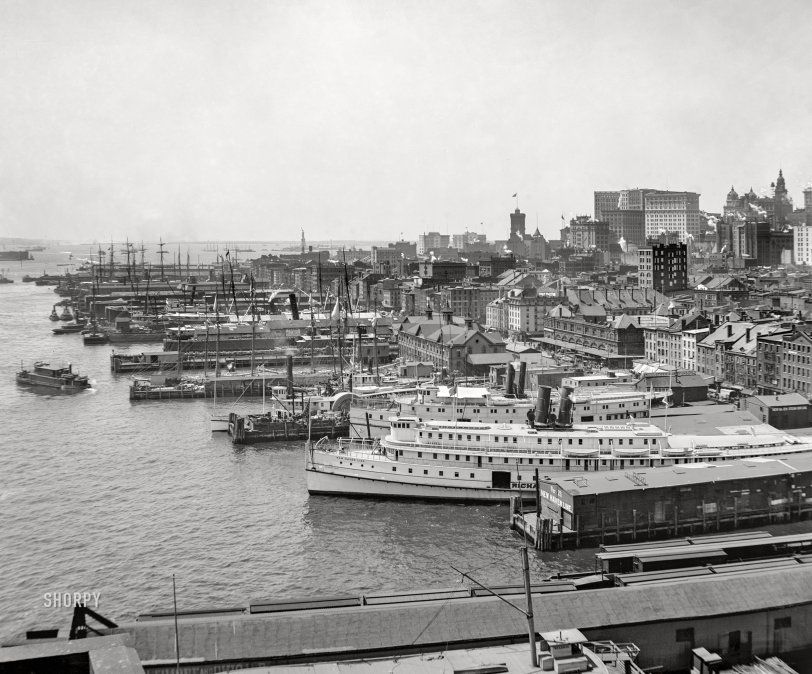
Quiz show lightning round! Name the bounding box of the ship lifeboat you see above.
[612,447,650,458]
[564,447,600,457]
[660,446,692,457]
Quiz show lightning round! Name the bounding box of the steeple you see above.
[775,169,786,195]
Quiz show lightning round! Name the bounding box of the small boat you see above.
[59,306,73,321]
[49,306,60,321]
[53,321,88,335]
[82,331,109,345]
[0,270,13,284]
[16,361,91,391]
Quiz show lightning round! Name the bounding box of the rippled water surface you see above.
[0,253,595,638]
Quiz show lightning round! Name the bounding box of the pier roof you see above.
[104,565,812,667]
[548,454,812,497]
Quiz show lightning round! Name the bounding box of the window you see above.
[423,469,428,475]
[775,617,791,629]
[417,451,422,457]
[408,468,413,474]
[470,473,475,478]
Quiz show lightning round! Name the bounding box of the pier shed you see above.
[744,393,812,430]
[518,454,812,549]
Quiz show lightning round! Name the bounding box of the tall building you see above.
[773,169,789,228]
[569,217,610,250]
[638,242,687,293]
[594,191,620,221]
[804,183,812,227]
[509,209,526,239]
[594,188,655,248]
[417,232,450,255]
[795,224,812,266]
[644,191,701,241]
[603,209,645,248]
[724,171,794,229]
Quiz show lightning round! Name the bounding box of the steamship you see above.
[306,387,812,501]
[349,383,660,439]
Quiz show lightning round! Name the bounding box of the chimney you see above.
[425,303,433,320]
[464,316,473,330]
[442,307,453,324]
[288,293,300,321]
[746,327,752,342]
[505,364,515,396]
[517,362,527,398]
[727,324,732,338]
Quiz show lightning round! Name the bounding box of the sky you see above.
[1,0,811,244]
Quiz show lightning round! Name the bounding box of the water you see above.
[0,250,594,639]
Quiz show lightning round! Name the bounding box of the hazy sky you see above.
[1,0,811,243]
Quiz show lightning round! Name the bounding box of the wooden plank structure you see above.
[510,454,812,550]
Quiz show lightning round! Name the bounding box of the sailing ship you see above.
[82,275,109,345]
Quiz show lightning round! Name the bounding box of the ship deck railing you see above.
[323,436,805,460]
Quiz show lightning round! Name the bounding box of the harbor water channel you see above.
[0,251,595,640]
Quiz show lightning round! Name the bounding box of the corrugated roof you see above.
[554,455,812,497]
[112,566,812,664]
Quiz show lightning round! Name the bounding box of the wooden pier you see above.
[129,373,333,401]
[510,453,812,550]
[9,566,812,673]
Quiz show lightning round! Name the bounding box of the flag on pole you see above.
[512,193,517,197]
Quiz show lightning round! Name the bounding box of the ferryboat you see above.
[307,392,812,501]
[349,384,660,438]
[16,362,91,391]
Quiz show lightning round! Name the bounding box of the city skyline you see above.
[1,0,811,243]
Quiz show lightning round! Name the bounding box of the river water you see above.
[0,247,595,639]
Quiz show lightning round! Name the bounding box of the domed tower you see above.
[726,185,739,206]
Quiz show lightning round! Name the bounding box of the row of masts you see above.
[87,238,248,283]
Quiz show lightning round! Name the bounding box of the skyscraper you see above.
[644,191,701,241]
[804,183,812,227]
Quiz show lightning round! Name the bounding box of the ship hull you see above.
[306,466,530,502]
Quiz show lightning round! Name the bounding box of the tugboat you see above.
[59,305,73,321]
[16,362,91,391]
[49,305,60,321]
[0,269,13,284]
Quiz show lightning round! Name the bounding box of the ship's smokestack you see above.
[558,385,574,426]
[286,354,294,400]
[505,363,515,397]
[535,385,551,424]
[517,362,527,398]
[289,293,300,321]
